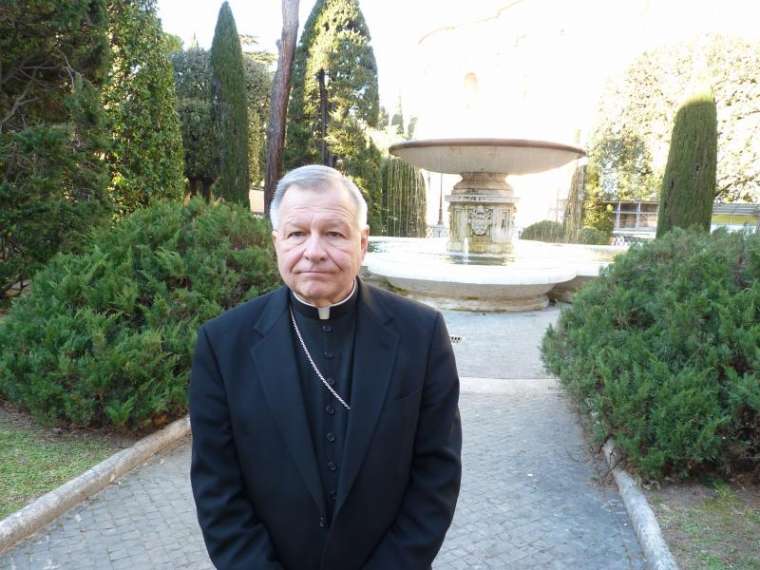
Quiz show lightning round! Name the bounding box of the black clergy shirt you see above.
[289,282,358,524]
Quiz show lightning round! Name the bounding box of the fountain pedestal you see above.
[447,172,516,255]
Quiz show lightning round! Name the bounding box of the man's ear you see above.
[271,230,278,248]
[359,226,369,258]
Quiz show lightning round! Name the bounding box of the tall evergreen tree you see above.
[380,158,427,237]
[241,40,275,188]
[656,92,717,238]
[209,2,250,205]
[285,0,379,169]
[172,45,217,199]
[0,0,112,296]
[105,0,185,216]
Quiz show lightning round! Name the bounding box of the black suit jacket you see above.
[189,280,462,570]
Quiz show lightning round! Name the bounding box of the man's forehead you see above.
[280,184,356,215]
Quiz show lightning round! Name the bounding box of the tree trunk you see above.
[318,68,329,166]
[264,0,299,216]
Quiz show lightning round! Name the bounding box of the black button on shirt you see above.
[325,405,335,415]
[326,432,336,443]
[327,461,337,472]
[321,324,333,333]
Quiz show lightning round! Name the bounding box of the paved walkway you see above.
[1,307,644,569]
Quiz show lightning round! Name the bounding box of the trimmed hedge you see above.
[0,199,279,431]
[577,227,610,245]
[520,220,564,242]
[542,228,760,480]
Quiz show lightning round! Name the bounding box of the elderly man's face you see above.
[272,184,369,307]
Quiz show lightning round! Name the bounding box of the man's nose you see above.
[303,232,327,261]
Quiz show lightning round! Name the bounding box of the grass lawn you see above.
[0,402,136,520]
[646,479,760,570]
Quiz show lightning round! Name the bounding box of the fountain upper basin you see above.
[388,138,586,175]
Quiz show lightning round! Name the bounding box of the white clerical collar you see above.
[291,280,358,320]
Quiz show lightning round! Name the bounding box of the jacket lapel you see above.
[335,282,399,513]
[250,287,325,514]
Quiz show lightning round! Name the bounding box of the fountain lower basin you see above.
[363,237,625,312]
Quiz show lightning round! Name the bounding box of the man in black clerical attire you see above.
[189,165,462,570]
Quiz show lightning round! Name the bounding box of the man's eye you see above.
[288,231,305,238]
[327,231,344,238]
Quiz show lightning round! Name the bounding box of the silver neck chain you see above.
[289,307,351,411]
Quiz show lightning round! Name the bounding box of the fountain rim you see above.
[388,137,587,157]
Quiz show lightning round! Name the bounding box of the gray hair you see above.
[270,165,368,230]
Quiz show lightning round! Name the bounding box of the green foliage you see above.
[589,34,760,203]
[0,0,111,132]
[379,158,427,237]
[343,137,383,232]
[0,200,280,431]
[582,166,615,235]
[171,45,217,198]
[577,227,611,245]
[656,92,717,238]
[285,0,379,169]
[521,220,565,243]
[242,44,274,187]
[210,2,250,204]
[0,1,112,297]
[563,165,585,242]
[105,0,185,217]
[542,229,760,480]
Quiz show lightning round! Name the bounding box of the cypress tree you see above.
[172,45,217,199]
[380,158,427,237]
[656,92,717,238]
[105,0,185,216]
[209,2,250,205]
[285,0,379,169]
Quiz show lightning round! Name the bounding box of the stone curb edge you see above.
[0,416,191,554]
[602,439,679,570]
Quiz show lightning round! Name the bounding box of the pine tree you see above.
[0,0,112,296]
[105,0,185,216]
[656,92,717,238]
[285,0,379,169]
[209,2,250,205]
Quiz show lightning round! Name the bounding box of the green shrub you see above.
[521,220,564,242]
[577,227,610,245]
[542,228,760,480]
[0,199,279,432]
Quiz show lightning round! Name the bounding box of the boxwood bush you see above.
[542,228,759,480]
[0,199,279,432]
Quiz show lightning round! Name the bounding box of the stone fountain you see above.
[388,138,585,255]
[360,137,612,312]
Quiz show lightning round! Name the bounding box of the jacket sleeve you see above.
[363,312,463,569]
[189,325,284,570]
